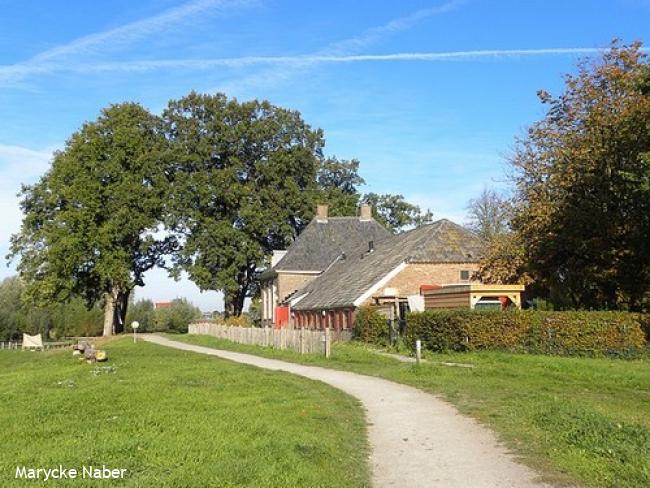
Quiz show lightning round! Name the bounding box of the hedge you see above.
[405,310,648,357]
[354,306,390,344]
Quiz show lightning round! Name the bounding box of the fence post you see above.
[415,340,421,366]
[325,327,331,358]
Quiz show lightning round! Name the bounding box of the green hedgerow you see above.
[405,309,647,357]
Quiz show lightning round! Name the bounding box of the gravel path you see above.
[143,334,550,488]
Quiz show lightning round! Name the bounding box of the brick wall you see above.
[277,272,319,302]
[381,262,479,298]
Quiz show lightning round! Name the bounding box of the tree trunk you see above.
[234,291,246,317]
[224,294,235,318]
[115,289,130,334]
[224,288,247,317]
[103,288,131,336]
[103,289,118,337]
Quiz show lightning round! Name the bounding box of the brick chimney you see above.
[359,204,372,221]
[316,204,329,222]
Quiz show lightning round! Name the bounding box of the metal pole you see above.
[415,340,421,366]
[133,328,137,344]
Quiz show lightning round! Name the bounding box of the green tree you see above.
[125,299,156,332]
[0,276,103,340]
[8,103,176,335]
[0,276,26,340]
[163,92,323,317]
[511,41,650,310]
[361,193,433,232]
[315,157,364,216]
[153,298,201,333]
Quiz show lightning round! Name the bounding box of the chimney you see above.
[316,204,328,222]
[359,204,372,221]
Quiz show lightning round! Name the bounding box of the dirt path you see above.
[143,335,550,488]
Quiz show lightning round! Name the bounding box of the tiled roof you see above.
[272,217,390,272]
[291,219,483,310]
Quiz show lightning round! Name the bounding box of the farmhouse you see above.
[259,204,389,326]
[260,204,484,329]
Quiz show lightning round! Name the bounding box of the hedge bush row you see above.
[354,306,390,344]
[404,310,648,357]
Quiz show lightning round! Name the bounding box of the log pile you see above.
[72,340,108,364]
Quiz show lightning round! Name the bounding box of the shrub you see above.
[125,299,155,332]
[640,315,650,344]
[354,306,389,344]
[405,310,647,357]
[0,276,103,339]
[153,299,202,333]
[222,315,254,328]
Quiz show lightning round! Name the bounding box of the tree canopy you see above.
[8,103,176,335]
[9,92,435,325]
[509,41,650,310]
[163,92,323,316]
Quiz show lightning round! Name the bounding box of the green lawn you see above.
[0,338,369,487]
[170,333,650,488]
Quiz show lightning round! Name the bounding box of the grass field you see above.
[171,333,650,488]
[0,338,369,487]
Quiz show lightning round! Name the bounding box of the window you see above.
[460,270,470,281]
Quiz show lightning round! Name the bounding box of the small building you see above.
[422,284,525,310]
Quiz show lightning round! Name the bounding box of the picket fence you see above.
[188,323,352,355]
[0,341,73,350]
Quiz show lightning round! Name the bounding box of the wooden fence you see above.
[0,341,74,350]
[188,323,352,355]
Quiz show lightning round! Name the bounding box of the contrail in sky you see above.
[49,47,650,73]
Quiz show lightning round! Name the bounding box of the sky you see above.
[0,0,648,311]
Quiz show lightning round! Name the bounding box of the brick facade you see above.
[277,272,319,303]
[379,262,479,299]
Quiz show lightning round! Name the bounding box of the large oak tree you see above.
[163,93,323,317]
[9,103,175,335]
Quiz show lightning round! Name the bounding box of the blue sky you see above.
[0,0,648,310]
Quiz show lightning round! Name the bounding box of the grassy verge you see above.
[0,337,369,487]
[169,333,650,488]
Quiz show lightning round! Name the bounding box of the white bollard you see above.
[415,340,422,366]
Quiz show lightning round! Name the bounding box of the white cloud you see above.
[323,0,465,55]
[0,145,54,234]
[215,1,465,95]
[0,144,54,177]
[0,0,257,86]
[0,144,55,275]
